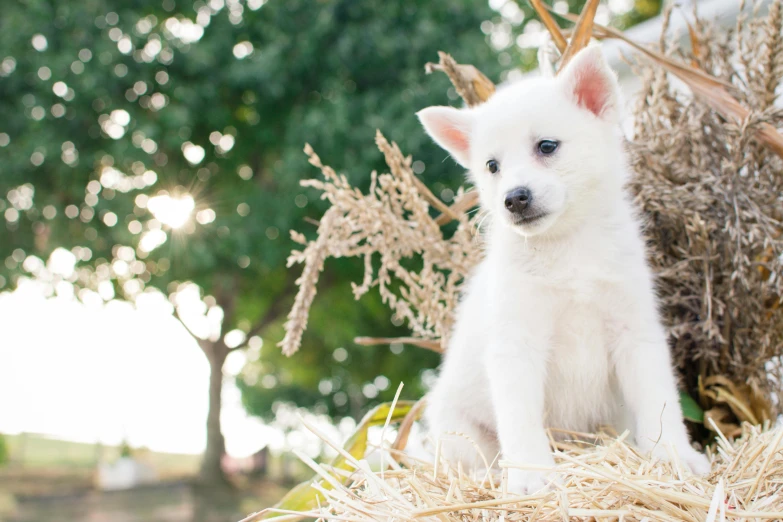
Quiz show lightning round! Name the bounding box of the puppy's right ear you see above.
[558,45,619,122]
[417,106,474,168]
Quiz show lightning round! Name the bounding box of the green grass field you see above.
[4,434,200,476]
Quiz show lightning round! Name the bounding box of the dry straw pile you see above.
[258,421,783,521]
[264,0,783,519]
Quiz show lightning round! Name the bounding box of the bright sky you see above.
[0,181,346,463]
[0,280,282,458]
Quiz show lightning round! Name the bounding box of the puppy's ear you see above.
[558,45,619,122]
[417,106,474,167]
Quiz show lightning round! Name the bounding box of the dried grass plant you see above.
[278,131,482,356]
[627,1,783,431]
[251,419,783,522]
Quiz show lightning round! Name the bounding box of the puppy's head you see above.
[418,46,623,237]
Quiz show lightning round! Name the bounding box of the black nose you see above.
[504,187,532,215]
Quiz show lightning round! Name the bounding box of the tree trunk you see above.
[199,340,230,487]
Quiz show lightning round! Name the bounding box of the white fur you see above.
[417,46,710,495]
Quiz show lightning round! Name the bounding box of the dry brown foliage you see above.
[278,132,482,356]
[628,1,783,426]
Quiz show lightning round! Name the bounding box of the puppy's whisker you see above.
[476,211,491,233]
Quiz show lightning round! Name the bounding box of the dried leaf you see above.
[262,401,416,519]
[528,0,568,53]
[425,51,495,106]
[705,406,743,438]
[260,480,317,520]
[558,0,600,70]
[392,396,427,451]
[335,400,416,471]
[701,376,769,425]
[684,17,702,63]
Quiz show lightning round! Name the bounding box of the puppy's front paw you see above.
[506,469,554,496]
[650,443,711,475]
[678,446,711,475]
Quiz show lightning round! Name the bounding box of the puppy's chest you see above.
[550,302,609,362]
[545,299,616,430]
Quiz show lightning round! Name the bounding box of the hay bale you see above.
[260,424,783,521]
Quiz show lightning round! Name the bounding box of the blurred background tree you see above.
[0,0,661,488]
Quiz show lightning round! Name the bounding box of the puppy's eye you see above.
[537,139,559,155]
[486,159,500,174]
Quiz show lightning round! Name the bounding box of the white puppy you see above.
[417,46,710,495]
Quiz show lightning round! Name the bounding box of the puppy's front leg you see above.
[485,315,555,495]
[611,295,710,475]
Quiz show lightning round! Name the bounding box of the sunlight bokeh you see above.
[146,194,195,229]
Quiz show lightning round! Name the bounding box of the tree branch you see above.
[213,275,239,332]
[354,336,444,354]
[172,306,210,354]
